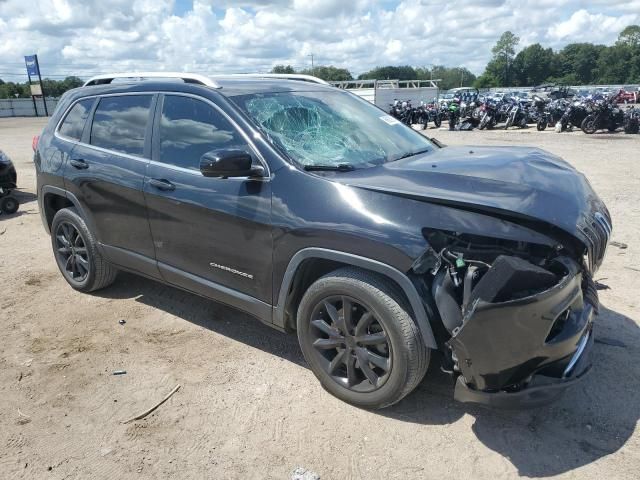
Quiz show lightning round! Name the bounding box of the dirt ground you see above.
[1,117,639,480]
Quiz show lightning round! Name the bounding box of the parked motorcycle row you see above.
[388,92,640,135]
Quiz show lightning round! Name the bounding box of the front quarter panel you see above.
[271,166,558,303]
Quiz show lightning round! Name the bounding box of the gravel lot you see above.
[1,117,639,479]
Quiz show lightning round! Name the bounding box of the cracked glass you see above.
[232,90,434,169]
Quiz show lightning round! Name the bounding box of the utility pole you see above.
[308,53,315,77]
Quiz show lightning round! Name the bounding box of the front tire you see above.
[504,115,513,129]
[581,115,598,134]
[51,208,118,292]
[297,267,429,409]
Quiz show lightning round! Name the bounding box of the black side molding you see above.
[39,185,96,236]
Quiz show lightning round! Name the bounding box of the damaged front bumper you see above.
[448,257,596,408]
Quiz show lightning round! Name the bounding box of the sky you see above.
[0,0,639,81]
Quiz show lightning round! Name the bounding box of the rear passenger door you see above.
[41,97,94,193]
[64,93,160,278]
[144,93,273,304]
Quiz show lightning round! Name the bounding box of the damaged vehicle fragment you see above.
[424,230,598,407]
[36,73,610,409]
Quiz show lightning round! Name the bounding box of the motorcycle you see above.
[531,95,550,131]
[557,100,589,132]
[416,101,442,130]
[623,107,639,134]
[504,99,528,129]
[580,99,625,134]
[389,100,414,126]
[448,98,460,130]
[478,100,498,130]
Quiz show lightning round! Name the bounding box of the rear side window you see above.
[90,95,152,156]
[58,98,94,140]
[158,95,247,170]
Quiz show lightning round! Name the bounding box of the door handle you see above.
[69,158,89,169]
[149,178,176,191]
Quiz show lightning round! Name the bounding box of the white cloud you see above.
[547,9,639,42]
[0,0,637,81]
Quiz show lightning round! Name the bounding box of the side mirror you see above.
[199,149,265,178]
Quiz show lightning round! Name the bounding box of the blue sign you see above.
[24,55,39,77]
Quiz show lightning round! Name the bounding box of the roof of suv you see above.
[78,72,334,97]
[211,77,335,96]
[58,78,337,111]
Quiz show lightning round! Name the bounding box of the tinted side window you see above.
[58,98,94,140]
[90,95,152,156]
[159,95,248,170]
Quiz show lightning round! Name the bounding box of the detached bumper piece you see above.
[454,326,593,408]
[447,256,595,408]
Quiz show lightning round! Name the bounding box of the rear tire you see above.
[51,208,117,292]
[537,119,547,131]
[624,119,639,134]
[297,267,430,409]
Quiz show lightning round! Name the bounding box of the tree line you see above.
[0,76,83,99]
[271,63,477,90]
[273,25,640,89]
[475,25,640,87]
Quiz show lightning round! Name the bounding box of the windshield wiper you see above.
[304,163,355,172]
[390,148,432,162]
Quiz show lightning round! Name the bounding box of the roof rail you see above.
[210,73,330,85]
[83,72,220,88]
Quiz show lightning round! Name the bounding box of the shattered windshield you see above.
[231,90,434,169]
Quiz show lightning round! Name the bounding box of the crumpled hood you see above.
[334,146,609,246]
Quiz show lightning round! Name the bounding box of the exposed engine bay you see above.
[413,228,598,407]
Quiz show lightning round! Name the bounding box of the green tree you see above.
[300,65,353,81]
[482,31,520,86]
[357,65,417,80]
[271,64,295,74]
[512,43,556,86]
[0,77,86,99]
[555,43,604,84]
[594,44,635,84]
[618,25,640,48]
[473,73,499,88]
[415,65,476,89]
[62,76,83,90]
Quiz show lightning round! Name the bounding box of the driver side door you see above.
[144,93,273,309]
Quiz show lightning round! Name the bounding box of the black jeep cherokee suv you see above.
[35,73,610,409]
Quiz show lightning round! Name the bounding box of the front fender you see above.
[271,166,559,293]
[273,247,438,349]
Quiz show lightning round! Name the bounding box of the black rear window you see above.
[58,98,94,141]
[90,95,152,156]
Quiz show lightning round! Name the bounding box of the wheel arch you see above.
[40,186,96,236]
[274,248,437,349]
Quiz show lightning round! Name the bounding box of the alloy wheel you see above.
[308,295,392,393]
[54,221,90,283]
